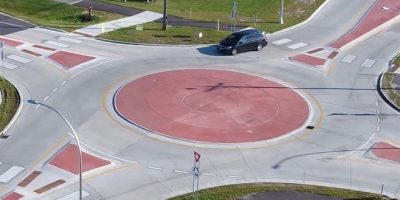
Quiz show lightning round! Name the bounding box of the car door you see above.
[237,36,249,53]
[247,34,258,50]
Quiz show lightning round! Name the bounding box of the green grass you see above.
[0,78,20,133]
[382,72,400,107]
[99,22,230,44]
[168,183,388,200]
[0,0,124,32]
[100,0,325,33]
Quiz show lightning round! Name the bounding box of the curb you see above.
[95,37,214,47]
[272,0,331,36]
[37,26,69,33]
[0,82,23,136]
[377,73,400,112]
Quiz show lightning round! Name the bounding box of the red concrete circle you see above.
[114,69,309,143]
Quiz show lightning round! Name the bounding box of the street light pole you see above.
[162,0,168,30]
[27,100,83,200]
[280,0,285,24]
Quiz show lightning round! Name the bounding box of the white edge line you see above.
[174,170,190,174]
[147,166,162,170]
[70,57,122,79]
[81,142,138,165]
[337,132,376,159]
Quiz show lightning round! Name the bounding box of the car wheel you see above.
[231,48,238,55]
[256,43,263,51]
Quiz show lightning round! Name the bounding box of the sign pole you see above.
[280,0,285,24]
[0,42,4,94]
[192,151,201,200]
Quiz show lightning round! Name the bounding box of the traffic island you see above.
[113,69,311,145]
[378,72,400,111]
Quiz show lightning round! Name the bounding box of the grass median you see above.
[0,78,20,133]
[99,22,230,44]
[382,72,400,108]
[100,0,325,33]
[0,0,123,32]
[168,183,388,200]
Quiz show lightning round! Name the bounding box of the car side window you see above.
[239,36,248,44]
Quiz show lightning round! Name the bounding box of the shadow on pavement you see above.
[197,45,225,56]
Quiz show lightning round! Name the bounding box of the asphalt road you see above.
[1,0,400,199]
[0,13,35,35]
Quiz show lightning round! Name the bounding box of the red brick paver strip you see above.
[307,48,324,54]
[48,51,95,69]
[34,179,66,194]
[330,0,400,49]
[290,54,327,66]
[22,49,41,57]
[1,192,23,200]
[372,142,400,162]
[49,144,111,174]
[32,45,56,51]
[327,51,339,59]
[115,69,310,143]
[17,171,42,187]
[0,37,23,47]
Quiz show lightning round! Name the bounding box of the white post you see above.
[28,100,83,200]
[217,19,220,31]
[280,0,284,24]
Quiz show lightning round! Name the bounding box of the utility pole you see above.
[230,0,238,32]
[163,0,168,30]
[280,0,285,24]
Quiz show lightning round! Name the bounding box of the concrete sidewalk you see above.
[74,11,162,37]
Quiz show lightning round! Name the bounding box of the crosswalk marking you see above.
[361,59,375,68]
[7,55,31,64]
[2,61,19,69]
[341,55,356,63]
[57,190,89,200]
[44,41,69,48]
[272,38,292,45]
[0,166,24,183]
[57,37,82,44]
[287,42,308,49]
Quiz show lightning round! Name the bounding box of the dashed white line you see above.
[7,55,31,64]
[52,88,58,93]
[227,175,243,179]
[60,80,67,86]
[361,59,376,68]
[202,173,217,176]
[341,55,356,63]
[35,105,40,110]
[287,42,308,49]
[174,170,190,174]
[147,166,162,171]
[376,126,381,132]
[377,117,381,124]
[44,40,69,48]
[43,96,49,102]
[272,38,292,45]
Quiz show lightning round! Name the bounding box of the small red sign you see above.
[194,151,201,162]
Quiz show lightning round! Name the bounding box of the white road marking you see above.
[0,166,24,183]
[60,80,67,86]
[2,61,18,69]
[337,133,376,159]
[147,166,162,171]
[57,36,82,44]
[7,55,31,64]
[57,190,89,200]
[287,42,308,49]
[341,55,356,63]
[35,105,40,109]
[44,40,69,48]
[52,88,58,93]
[377,117,381,124]
[202,173,217,176]
[43,96,49,102]
[227,175,243,179]
[174,170,190,174]
[376,126,381,132]
[272,38,292,45]
[361,59,376,68]
[0,22,24,28]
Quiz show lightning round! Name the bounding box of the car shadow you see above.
[197,45,227,56]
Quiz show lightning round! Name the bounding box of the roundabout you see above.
[114,69,310,143]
